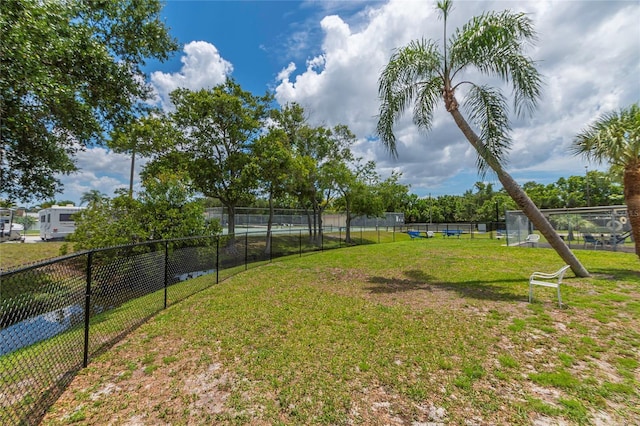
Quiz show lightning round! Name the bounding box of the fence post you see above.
[245,232,248,270]
[163,240,169,309]
[216,237,219,284]
[299,230,302,257]
[83,251,93,368]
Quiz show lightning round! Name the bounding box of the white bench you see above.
[529,265,571,307]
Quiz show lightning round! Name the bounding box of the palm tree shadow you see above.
[367,270,438,294]
[366,269,527,302]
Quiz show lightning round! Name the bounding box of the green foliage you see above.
[398,169,623,224]
[0,0,178,201]
[572,103,640,169]
[69,172,220,250]
[141,80,272,235]
[69,195,147,250]
[572,103,640,258]
[330,159,386,242]
[79,190,108,207]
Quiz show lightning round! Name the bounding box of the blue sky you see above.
[54,0,640,206]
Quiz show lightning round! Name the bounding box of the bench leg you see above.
[557,286,562,307]
[529,283,533,303]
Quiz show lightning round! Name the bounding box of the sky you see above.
[52,0,640,206]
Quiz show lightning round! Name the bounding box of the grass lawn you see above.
[0,241,70,270]
[27,239,640,425]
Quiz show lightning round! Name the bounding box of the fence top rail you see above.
[0,226,385,276]
[0,234,222,277]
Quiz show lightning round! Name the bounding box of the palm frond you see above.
[571,104,640,168]
[448,10,542,117]
[463,84,512,176]
[377,39,443,157]
[413,77,442,130]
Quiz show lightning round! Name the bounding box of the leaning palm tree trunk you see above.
[450,109,590,277]
[377,0,591,277]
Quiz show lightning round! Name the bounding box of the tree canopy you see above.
[141,80,272,236]
[0,0,178,202]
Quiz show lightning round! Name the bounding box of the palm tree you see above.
[80,190,106,206]
[572,103,640,258]
[377,0,589,277]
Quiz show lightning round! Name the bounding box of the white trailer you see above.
[0,208,25,242]
[38,206,84,241]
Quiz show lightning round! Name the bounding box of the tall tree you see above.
[377,0,589,276]
[250,128,294,254]
[0,0,178,202]
[272,106,355,244]
[313,125,358,243]
[329,159,380,243]
[376,171,410,213]
[146,80,272,236]
[571,103,640,258]
[269,104,318,240]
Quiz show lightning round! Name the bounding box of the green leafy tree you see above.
[377,0,588,276]
[145,80,272,237]
[70,195,146,250]
[0,0,178,202]
[584,170,624,206]
[376,171,410,213]
[572,103,640,258]
[70,173,217,250]
[330,160,381,243]
[270,104,322,241]
[250,128,294,253]
[138,172,219,240]
[314,125,358,242]
[272,105,356,244]
[402,194,433,223]
[522,181,563,209]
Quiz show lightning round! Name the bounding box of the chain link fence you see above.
[394,222,505,238]
[1,226,399,424]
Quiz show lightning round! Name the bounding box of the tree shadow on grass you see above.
[366,269,527,302]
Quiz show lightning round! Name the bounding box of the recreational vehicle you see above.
[0,208,24,242]
[38,205,84,240]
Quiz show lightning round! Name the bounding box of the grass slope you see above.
[0,242,70,270]
[40,239,639,425]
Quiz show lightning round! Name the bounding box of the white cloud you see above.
[275,0,640,196]
[52,148,144,205]
[52,0,639,205]
[151,41,233,110]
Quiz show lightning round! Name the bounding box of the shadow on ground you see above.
[366,269,529,303]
